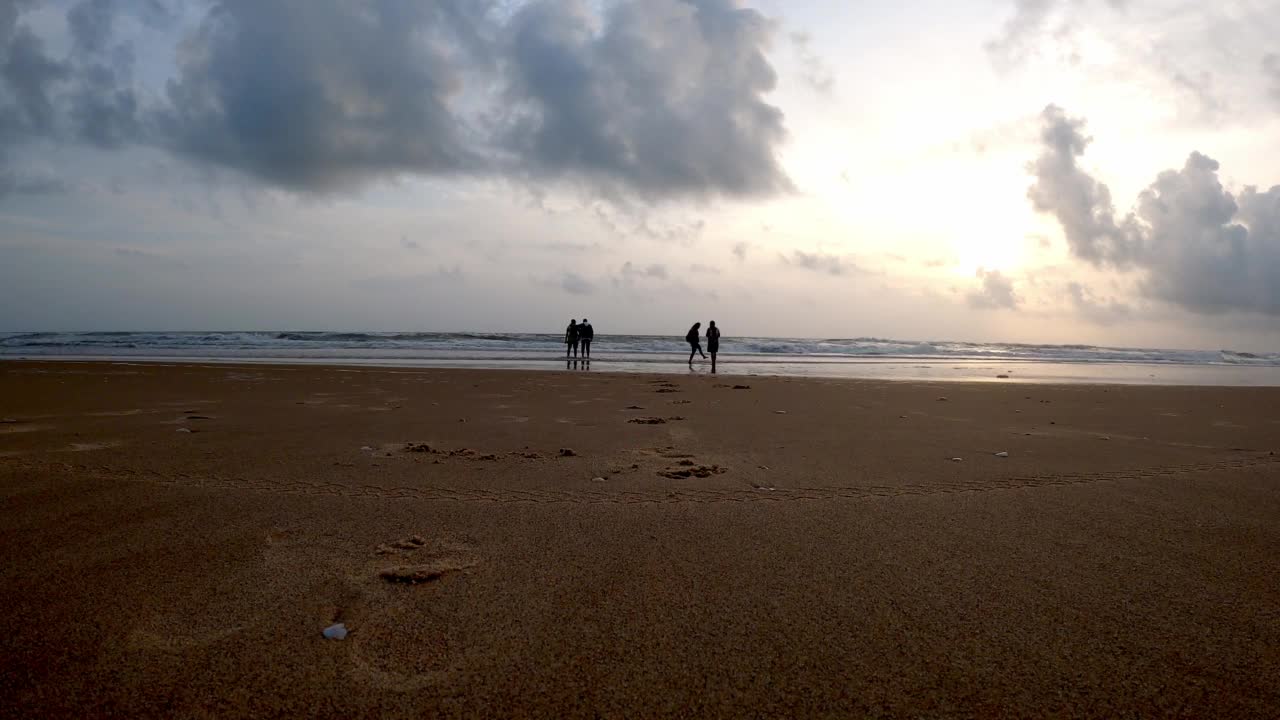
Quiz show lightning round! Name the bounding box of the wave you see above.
[1,331,1278,367]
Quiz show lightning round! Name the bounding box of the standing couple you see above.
[564,319,594,358]
[686,321,721,373]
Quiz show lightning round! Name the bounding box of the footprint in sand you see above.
[628,417,685,425]
[658,463,727,479]
[374,535,478,584]
[66,441,121,452]
[345,535,482,690]
[0,422,52,434]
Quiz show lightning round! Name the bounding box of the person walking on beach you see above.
[580,318,594,359]
[565,319,580,358]
[706,321,721,373]
[686,322,707,366]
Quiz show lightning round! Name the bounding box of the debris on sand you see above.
[559,448,578,457]
[995,452,1009,458]
[176,428,193,433]
[379,566,446,584]
[322,623,348,641]
[404,443,437,454]
[186,415,212,420]
[659,464,727,479]
[655,388,680,394]
[996,375,1009,379]
[625,405,645,410]
[950,457,963,462]
[733,385,751,390]
[774,410,788,415]
[390,536,426,550]
[629,417,668,425]
[937,397,949,402]
[591,477,605,483]
[0,418,19,424]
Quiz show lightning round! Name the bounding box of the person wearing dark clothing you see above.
[706,321,721,373]
[580,319,594,358]
[686,322,707,366]
[565,320,580,358]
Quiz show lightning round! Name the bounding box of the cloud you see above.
[620,261,669,281]
[781,249,859,276]
[789,31,833,94]
[0,171,67,199]
[1265,54,1280,105]
[1066,281,1130,324]
[499,0,791,200]
[968,268,1019,309]
[1026,105,1140,267]
[984,0,1057,68]
[400,236,421,250]
[731,241,751,261]
[1,22,68,138]
[1,0,795,202]
[985,0,1128,68]
[1029,106,1280,316]
[1,0,145,183]
[689,262,721,274]
[158,1,487,192]
[67,0,116,56]
[560,271,596,295]
[351,266,464,291]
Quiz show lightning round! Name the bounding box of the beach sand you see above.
[1,361,1278,717]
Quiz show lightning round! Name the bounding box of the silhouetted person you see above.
[580,318,594,358]
[565,319,580,358]
[686,322,706,366]
[707,321,721,373]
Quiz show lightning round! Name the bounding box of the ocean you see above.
[2,331,1279,386]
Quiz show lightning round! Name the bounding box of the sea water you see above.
[2,331,1279,386]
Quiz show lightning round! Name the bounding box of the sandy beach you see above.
[2,360,1278,718]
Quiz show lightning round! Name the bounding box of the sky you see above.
[1,0,1278,350]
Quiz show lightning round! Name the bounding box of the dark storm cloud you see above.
[1,23,68,135]
[1029,105,1280,316]
[0,171,67,199]
[67,0,115,56]
[968,268,1019,310]
[1,0,149,185]
[70,59,142,148]
[1,0,794,201]
[158,0,490,191]
[497,0,790,199]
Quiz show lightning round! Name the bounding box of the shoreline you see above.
[5,354,1280,386]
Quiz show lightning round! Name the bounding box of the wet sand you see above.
[1,361,1278,718]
